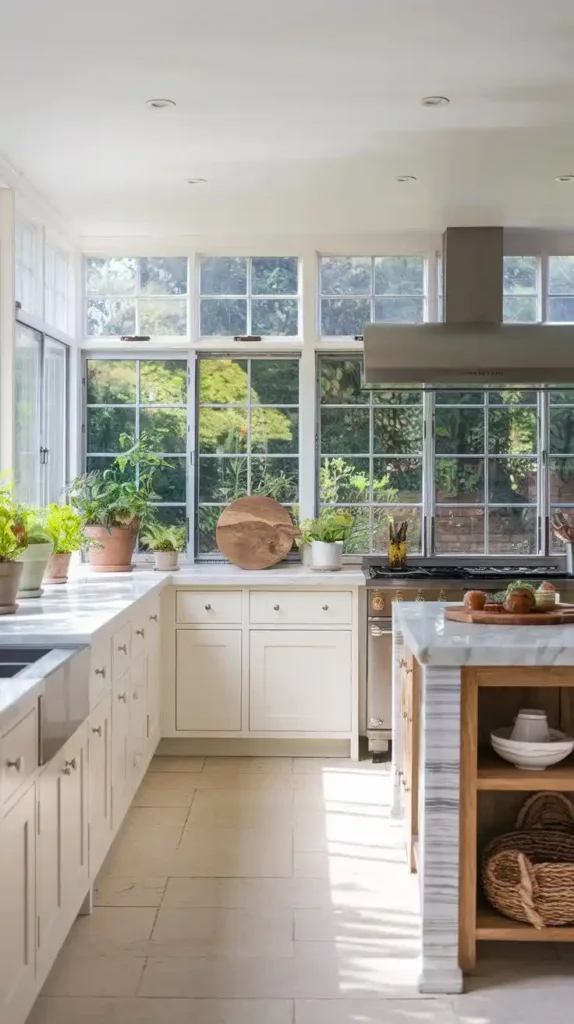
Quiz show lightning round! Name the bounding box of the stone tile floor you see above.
[31,755,574,1023]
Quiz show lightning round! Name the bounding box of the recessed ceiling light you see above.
[396,175,417,183]
[421,95,450,107]
[555,174,574,182]
[146,98,176,109]
[187,178,207,185]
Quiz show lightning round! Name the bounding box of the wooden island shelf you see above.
[477,750,574,791]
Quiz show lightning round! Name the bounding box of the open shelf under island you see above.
[392,601,574,995]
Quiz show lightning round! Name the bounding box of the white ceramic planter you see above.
[154,550,179,571]
[310,540,343,572]
[18,542,53,598]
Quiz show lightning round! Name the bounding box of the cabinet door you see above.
[59,725,89,914]
[88,695,112,878]
[176,630,242,731]
[111,669,131,826]
[249,631,352,732]
[130,650,148,780]
[146,601,161,741]
[37,757,63,977]
[0,785,36,1024]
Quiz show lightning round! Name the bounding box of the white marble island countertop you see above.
[394,600,574,666]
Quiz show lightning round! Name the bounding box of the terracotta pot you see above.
[84,525,138,573]
[154,550,179,572]
[43,552,72,585]
[0,561,23,614]
[18,542,54,598]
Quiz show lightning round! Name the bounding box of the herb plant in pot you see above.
[43,504,85,584]
[17,511,53,599]
[140,520,187,572]
[69,435,167,573]
[0,488,27,613]
[300,510,354,572]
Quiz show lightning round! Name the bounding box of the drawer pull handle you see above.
[63,758,77,774]
[399,658,407,668]
[273,604,280,611]
[118,692,127,703]
[91,725,103,737]
[136,628,145,637]
[204,603,212,611]
[95,667,106,677]
[132,691,139,701]
[149,613,158,622]
[322,604,329,611]
[6,756,23,772]
[118,643,128,654]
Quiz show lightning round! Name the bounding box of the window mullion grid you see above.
[540,387,550,554]
[247,358,252,494]
[423,390,434,556]
[135,359,141,492]
[484,397,489,554]
[540,254,548,323]
[246,258,252,335]
[368,391,374,552]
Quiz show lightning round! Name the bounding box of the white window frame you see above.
[318,254,428,340]
[196,255,302,342]
[83,256,190,344]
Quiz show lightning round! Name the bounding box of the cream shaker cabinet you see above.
[176,629,242,731]
[0,785,36,1024]
[88,694,112,878]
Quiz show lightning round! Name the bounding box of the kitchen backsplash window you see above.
[196,356,300,554]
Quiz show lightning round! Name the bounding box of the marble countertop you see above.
[173,564,365,586]
[394,601,574,666]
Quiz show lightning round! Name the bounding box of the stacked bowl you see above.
[491,709,574,771]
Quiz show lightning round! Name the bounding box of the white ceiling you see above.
[2,0,574,237]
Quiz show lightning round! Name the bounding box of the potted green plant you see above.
[16,510,53,599]
[43,504,85,584]
[69,434,167,573]
[299,510,354,571]
[140,520,187,572]
[0,487,27,613]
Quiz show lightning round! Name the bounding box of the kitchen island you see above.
[393,600,574,996]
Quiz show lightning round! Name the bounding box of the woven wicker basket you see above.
[482,792,574,929]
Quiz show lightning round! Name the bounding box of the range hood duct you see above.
[363,227,574,388]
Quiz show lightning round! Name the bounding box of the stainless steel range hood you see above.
[363,227,574,388]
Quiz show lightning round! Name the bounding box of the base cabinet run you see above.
[0,592,162,1024]
[249,630,352,732]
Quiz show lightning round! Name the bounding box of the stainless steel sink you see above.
[0,647,52,677]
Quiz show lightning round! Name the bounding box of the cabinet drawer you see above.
[177,590,242,624]
[112,622,131,680]
[1,707,38,810]
[250,591,352,625]
[90,636,111,707]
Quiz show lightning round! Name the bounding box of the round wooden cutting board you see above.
[216,496,298,570]
[445,603,574,625]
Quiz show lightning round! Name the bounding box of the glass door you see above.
[14,323,42,505]
[43,338,68,503]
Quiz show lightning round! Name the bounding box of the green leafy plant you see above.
[300,510,354,545]
[0,487,28,562]
[44,504,84,554]
[69,434,168,531]
[13,506,52,546]
[140,520,187,553]
[505,580,537,594]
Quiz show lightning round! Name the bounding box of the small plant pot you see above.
[18,543,53,598]
[310,540,343,572]
[43,552,72,585]
[154,550,179,572]
[0,561,23,614]
[85,525,138,573]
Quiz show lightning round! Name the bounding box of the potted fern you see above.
[43,504,85,584]
[0,487,27,613]
[16,509,53,599]
[69,435,167,573]
[140,520,186,571]
[300,510,354,571]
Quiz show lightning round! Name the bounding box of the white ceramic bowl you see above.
[491,726,574,770]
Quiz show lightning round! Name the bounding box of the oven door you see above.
[367,617,393,739]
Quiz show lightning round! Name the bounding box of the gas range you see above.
[363,558,571,586]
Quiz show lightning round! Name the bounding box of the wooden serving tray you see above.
[445,603,574,625]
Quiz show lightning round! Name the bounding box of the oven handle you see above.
[369,619,393,637]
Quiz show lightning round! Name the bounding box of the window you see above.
[15,324,69,505]
[45,243,70,333]
[196,357,299,554]
[85,257,188,338]
[15,218,42,316]
[318,357,423,553]
[199,257,299,337]
[85,358,188,530]
[434,389,539,555]
[319,256,426,337]
[549,387,574,551]
[503,256,540,322]
[547,256,574,322]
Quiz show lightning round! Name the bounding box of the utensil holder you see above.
[388,541,407,570]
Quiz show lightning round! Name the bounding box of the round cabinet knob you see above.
[322,604,329,611]
[204,603,212,611]
[273,604,280,611]
[95,667,106,677]
[399,657,407,668]
[118,692,127,703]
[149,613,158,622]
[6,756,23,772]
[118,643,127,654]
[91,725,103,737]
[132,691,139,701]
[136,628,145,637]
[402,711,408,720]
